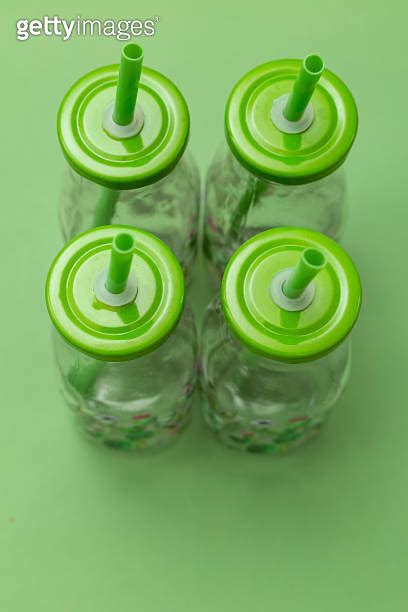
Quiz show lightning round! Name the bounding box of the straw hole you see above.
[123,43,143,61]
[304,54,324,75]
[114,233,134,253]
[304,248,326,268]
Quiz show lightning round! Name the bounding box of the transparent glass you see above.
[53,308,198,451]
[59,152,200,277]
[201,299,351,454]
[204,144,347,274]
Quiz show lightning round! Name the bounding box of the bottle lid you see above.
[46,226,184,361]
[225,58,358,184]
[57,64,189,190]
[221,228,361,363]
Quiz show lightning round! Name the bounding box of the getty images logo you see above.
[16,16,160,42]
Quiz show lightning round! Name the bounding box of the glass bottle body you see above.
[201,299,351,454]
[53,308,198,451]
[59,152,200,276]
[204,144,347,274]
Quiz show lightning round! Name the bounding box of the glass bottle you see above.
[58,44,200,277]
[201,227,361,454]
[204,55,358,274]
[46,225,198,451]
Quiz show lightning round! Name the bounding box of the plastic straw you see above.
[283,248,326,299]
[113,44,143,126]
[105,233,135,294]
[93,188,119,228]
[283,54,324,122]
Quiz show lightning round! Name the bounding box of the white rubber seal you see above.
[269,268,315,312]
[271,94,314,134]
[102,101,144,139]
[93,269,138,307]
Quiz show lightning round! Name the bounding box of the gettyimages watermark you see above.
[16,16,160,42]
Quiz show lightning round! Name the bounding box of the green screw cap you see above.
[57,45,190,190]
[221,227,361,363]
[46,226,185,361]
[225,57,358,184]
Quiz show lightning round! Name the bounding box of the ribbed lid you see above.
[222,227,361,362]
[46,226,184,361]
[225,58,358,184]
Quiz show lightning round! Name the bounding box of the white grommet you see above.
[271,94,314,134]
[93,269,138,307]
[270,268,315,312]
[102,102,144,139]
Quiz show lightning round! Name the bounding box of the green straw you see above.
[283,248,326,299]
[283,54,324,122]
[93,188,119,228]
[105,233,135,294]
[113,43,144,126]
[68,359,104,396]
[68,233,136,395]
[229,177,257,240]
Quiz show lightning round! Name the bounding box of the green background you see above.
[1,1,407,610]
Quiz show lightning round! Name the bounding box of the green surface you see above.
[46,226,184,360]
[221,228,361,362]
[0,1,407,611]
